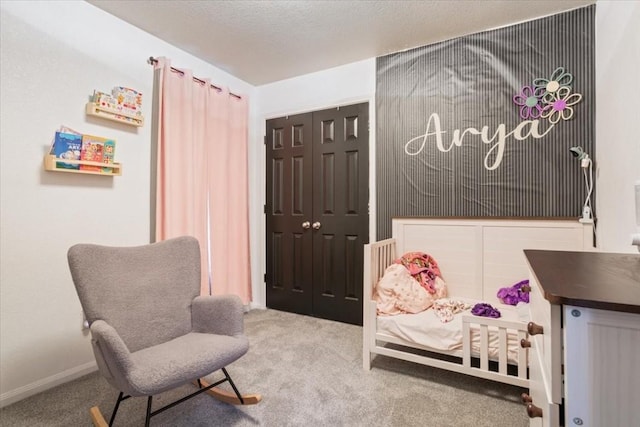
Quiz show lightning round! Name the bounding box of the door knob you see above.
[312,222,321,230]
[302,221,311,229]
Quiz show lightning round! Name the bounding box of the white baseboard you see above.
[0,361,97,408]
[248,301,266,310]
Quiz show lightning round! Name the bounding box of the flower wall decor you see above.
[541,86,583,123]
[513,66,583,124]
[533,67,573,94]
[513,86,545,119]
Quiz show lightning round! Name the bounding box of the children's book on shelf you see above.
[92,87,143,118]
[102,139,116,173]
[53,132,82,169]
[80,134,112,172]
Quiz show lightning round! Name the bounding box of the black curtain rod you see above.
[148,57,242,99]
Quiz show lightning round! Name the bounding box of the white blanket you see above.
[376,297,529,363]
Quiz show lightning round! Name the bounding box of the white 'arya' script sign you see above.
[404,113,555,170]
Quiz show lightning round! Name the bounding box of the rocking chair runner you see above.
[68,236,261,426]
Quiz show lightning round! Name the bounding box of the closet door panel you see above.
[266,114,313,315]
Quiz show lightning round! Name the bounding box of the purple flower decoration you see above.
[540,86,583,124]
[513,86,545,119]
[471,303,501,318]
[497,279,530,305]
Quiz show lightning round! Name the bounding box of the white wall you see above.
[594,0,640,253]
[0,1,255,407]
[1,0,637,408]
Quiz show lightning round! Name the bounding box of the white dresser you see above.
[523,250,640,427]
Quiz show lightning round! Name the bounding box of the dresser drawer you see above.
[527,342,560,427]
[527,273,562,404]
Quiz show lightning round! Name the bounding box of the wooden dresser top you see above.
[524,250,640,314]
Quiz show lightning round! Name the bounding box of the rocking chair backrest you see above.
[68,236,201,353]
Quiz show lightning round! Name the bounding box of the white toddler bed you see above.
[363,218,593,387]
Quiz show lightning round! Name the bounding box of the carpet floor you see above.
[0,308,529,426]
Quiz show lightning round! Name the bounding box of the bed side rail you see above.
[461,315,529,382]
[363,238,396,370]
[364,238,397,299]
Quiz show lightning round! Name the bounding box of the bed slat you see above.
[480,324,489,371]
[462,321,471,368]
[498,328,508,375]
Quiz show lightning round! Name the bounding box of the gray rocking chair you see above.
[68,236,260,426]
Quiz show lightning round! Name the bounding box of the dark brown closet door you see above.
[265,113,314,315]
[265,103,369,325]
[310,103,369,325]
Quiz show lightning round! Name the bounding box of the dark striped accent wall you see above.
[376,6,595,239]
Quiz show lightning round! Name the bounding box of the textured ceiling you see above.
[88,0,595,85]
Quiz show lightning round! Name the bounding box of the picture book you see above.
[101,139,116,173]
[80,134,108,172]
[53,132,82,170]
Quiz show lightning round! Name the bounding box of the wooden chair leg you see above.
[89,406,108,427]
[195,378,262,405]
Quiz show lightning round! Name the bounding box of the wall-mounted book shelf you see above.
[85,102,144,127]
[43,154,122,176]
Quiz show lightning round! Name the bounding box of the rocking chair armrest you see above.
[90,320,134,376]
[192,295,244,336]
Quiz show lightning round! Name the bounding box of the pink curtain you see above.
[154,58,251,302]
